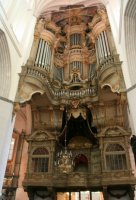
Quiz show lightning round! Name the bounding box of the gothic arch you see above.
[0,29,11,98]
[124,0,136,85]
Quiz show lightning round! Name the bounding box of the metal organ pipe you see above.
[43,42,48,70]
[35,39,52,72]
[35,39,42,66]
[101,32,107,57]
[99,34,104,59]
[97,37,102,60]
[41,42,46,68]
[70,61,83,75]
[39,39,45,66]
[95,42,99,65]
[103,31,111,56]
[96,31,111,64]
[70,34,81,46]
[46,44,49,71]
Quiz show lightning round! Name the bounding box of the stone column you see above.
[0,98,14,194]
[12,132,25,188]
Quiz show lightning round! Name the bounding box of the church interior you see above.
[0,0,136,200]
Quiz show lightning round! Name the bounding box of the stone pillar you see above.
[12,132,25,188]
[0,98,14,194]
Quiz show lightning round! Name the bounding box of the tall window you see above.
[8,138,15,160]
[105,144,127,170]
[32,147,49,172]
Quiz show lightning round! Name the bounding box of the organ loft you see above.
[2,4,136,200]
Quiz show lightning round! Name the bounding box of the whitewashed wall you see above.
[105,0,136,133]
[0,0,36,195]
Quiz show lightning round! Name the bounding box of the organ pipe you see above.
[35,39,42,65]
[34,39,52,72]
[95,43,99,65]
[99,34,104,59]
[38,39,45,66]
[104,31,111,56]
[70,61,83,75]
[101,32,107,57]
[42,42,48,69]
[70,34,81,46]
[96,31,111,64]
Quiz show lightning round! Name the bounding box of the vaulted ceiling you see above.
[34,0,107,17]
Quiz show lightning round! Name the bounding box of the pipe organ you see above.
[34,39,52,72]
[14,6,123,106]
[12,5,136,200]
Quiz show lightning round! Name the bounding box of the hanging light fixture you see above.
[55,122,74,174]
[55,1,74,174]
[55,109,74,174]
[55,145,73,174]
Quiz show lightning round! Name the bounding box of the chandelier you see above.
[55,113,74,173]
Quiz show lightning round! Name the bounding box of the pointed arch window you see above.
[32,147,49,172]
[105,144,127,171]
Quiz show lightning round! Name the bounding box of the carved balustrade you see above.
[21,65,98,101]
